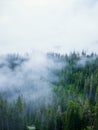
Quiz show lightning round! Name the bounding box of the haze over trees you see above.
[0,51,98,130]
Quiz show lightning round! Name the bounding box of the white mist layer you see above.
[0,51,61,104]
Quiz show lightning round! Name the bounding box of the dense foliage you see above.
[0,52,98,130]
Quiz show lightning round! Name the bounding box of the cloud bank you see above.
[0,52,64,105]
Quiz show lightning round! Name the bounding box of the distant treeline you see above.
[0,51,98,130]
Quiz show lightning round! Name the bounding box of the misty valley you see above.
[0,51,98,130]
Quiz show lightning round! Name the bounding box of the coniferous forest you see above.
[0,51,98,130]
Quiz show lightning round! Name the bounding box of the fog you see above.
[0,51,62,104]
[0,50,97,106]
[77,53,97,67]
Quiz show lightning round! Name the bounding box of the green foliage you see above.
[0,52,98,130]
[65,101,82,130]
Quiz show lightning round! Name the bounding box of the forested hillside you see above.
[0,52,98,130]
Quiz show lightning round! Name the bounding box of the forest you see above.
[0,51,98,130]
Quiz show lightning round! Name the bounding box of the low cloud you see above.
[0,52,64,105]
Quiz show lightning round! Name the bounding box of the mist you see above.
[0,51,63,105]
[0,51,97,105]
[76,53,97,67]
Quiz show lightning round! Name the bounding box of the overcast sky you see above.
[0,0,98,54]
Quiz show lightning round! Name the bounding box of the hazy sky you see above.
[0,0,98,54]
